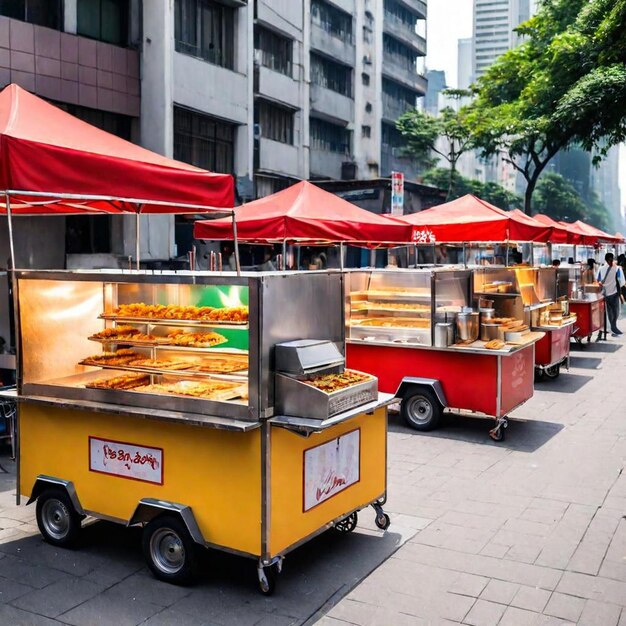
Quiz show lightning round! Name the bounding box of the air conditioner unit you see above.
[363,54,372,65]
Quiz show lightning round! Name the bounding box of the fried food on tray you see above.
[81,349,141,366]
[92,326,140,339]
[485,339,505,350]
[357,317,431,329]
[134,380,243,400]
[194,358,248,374]
[166,329,228,348]
[110,303,248,323]
[303,370,371,393]
[126,358,195,371]
[86,373,150,390]
[90,326,162,344]
[353,302,430,312]
[489,317,515,325]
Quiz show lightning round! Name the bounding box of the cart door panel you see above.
[19,405,262,556]
[268,408,386,557]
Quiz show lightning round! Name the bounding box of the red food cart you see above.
[344,268,542,442]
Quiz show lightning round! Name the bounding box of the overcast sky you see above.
[425,0,474,88]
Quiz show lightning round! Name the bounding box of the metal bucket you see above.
[480,323,500,341]
[435,322,454,347]
[456,312,479,343]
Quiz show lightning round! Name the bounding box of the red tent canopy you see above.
[193,181,414,244]
[569,220,624,244]
[531,214,575,244]
[397,195,551,242]
[0,84,234,214]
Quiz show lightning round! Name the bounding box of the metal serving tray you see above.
[274,371,377,420]
[275,339,344,376]
[100,315,248,329]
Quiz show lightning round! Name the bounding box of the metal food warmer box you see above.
[472,266,575,379]
[344,268,542,442]
[556,265,605,343]
[8,270,390,594]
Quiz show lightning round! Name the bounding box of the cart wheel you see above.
[489,427,505,442]
[258,563,279,596]
[376,493,387,506]
[143,515,198,586]
[35,488,81,548]
[334,511,358,533]
[401,388,442,431]
[374,513,391,531]
[544,364,561,379]
[534,368,544,382]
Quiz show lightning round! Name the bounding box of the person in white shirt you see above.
[597,252,626,336]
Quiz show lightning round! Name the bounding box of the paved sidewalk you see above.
[0,335,625,625]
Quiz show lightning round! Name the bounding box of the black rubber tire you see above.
[333,511,358,533]
[400,387,442,431]
[35,488,82,548]
[544,364,561,379]
[259,563,279,596]
[142,515,198,586]
[534,368,544,382]
[489,426,505,442]
[375,513,391,530]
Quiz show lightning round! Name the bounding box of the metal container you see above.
[434,322,454,347]
[456,311,479,343]
[480,323,501,341]
[275,339,343,376]
[559,299,569,316]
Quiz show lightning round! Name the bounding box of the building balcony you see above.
[382,55,428,95]
[255,65,301,109]
[325,0,355,16]
[258,138,301,178]
[383,13,427,55]
[310,148,347,180]
[310,83,354,124]
[310,22,356,67]
[395,0,427,20]
[381,146,420,180]
[0,16,140,117]
[382,95,415,122]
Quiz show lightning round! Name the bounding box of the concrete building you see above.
[0,0,428,268]
[424,68,445,115]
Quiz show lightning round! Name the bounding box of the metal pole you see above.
[297,245,301,270]
[463,243,467,268]
[505,244,509,267]
[339,242,344,270]
[232,211,241,276]
[432,243,436,265]
[135,209,141,270]
[413,244,417,268]
[530,243,535,266]
[282,239,287,271]
[5,193,16,274]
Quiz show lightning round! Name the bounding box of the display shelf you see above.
[99,314,248,330]
[87,337,246,352]
[79,360,248,381]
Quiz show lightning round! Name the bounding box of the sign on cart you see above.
[89,437,164,485]
[303,429,360,511]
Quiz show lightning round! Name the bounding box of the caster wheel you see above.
[258,563,280,595]
[401,388,442,431]
[334,511,358,533]
[143,515,198,586]
[376,493,387,506]
[534,368,544,382]
[544,364,560,379]
[36,488,82,548]
[374,513,390,531]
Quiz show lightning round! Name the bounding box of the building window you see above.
[174,106,235,174]
[77,0,128,45]
[310,117,351,154]
[311,53,352,98]
[255,175,294,198]
[254,25,292,77]
[382,77,416,117]
[255,100,294,145]
[383,34,417,73]
[383,0,416,29]
[362,125,371,138]
[0,0,63,29]
[361,72,370,86]
[175,0,235,70]
[311,0,352,42]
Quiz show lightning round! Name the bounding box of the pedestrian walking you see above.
[597,252,625,336]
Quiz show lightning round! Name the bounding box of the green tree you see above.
[466,0,626,214]
[531,172,614,231]
[396,100,473,199]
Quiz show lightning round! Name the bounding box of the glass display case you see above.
[16,270,345,421]
[345,269,472,347]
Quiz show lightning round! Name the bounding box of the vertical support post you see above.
[339,242,344,270]
[463,243,467,268]
[573,244,578,264]
[432,243,436,265]
[282,239,287,271]
[296,245,301,270]
[135,209,141,270]
[530,243,535,267]
[413,244,418,268]
[5,193,16,275]
[232,211,241,276]
[505,243,509,267]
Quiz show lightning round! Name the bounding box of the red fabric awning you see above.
[531,214,575,244]
[193,181,414,244]
[0,84,234,214]
[397,195,551,242]
[569,220,624,244]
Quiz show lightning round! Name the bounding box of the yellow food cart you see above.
[7,270,390,594]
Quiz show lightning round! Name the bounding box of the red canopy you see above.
[397,195,551,242]
[531,214,575,244]
[193,181,414,244]
[0,84,234,214]
[569,220,624,244]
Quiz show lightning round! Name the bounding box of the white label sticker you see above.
[303,429,360,511]
[89,437,163,485]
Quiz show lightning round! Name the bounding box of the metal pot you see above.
[480,323,501,341]
[435,322,454,347]
[479,307,495,324]
[456,311,479,343]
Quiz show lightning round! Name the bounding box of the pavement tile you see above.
[0,577,34,604]
[10,576,105,618]
[479,579,519,604]
[138,608,220,626]
[448,573,490,598]
[544,592,586,622]
[510,585,551,612]
[462,599,506,626]
[103,571,192,607]
[498,606,541,626]
[0,604,60,625]
[329,599,427,625]
[577,599,622,626]
[556,571,626,605]
[58,592,162,626]
[0,554,68,588]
